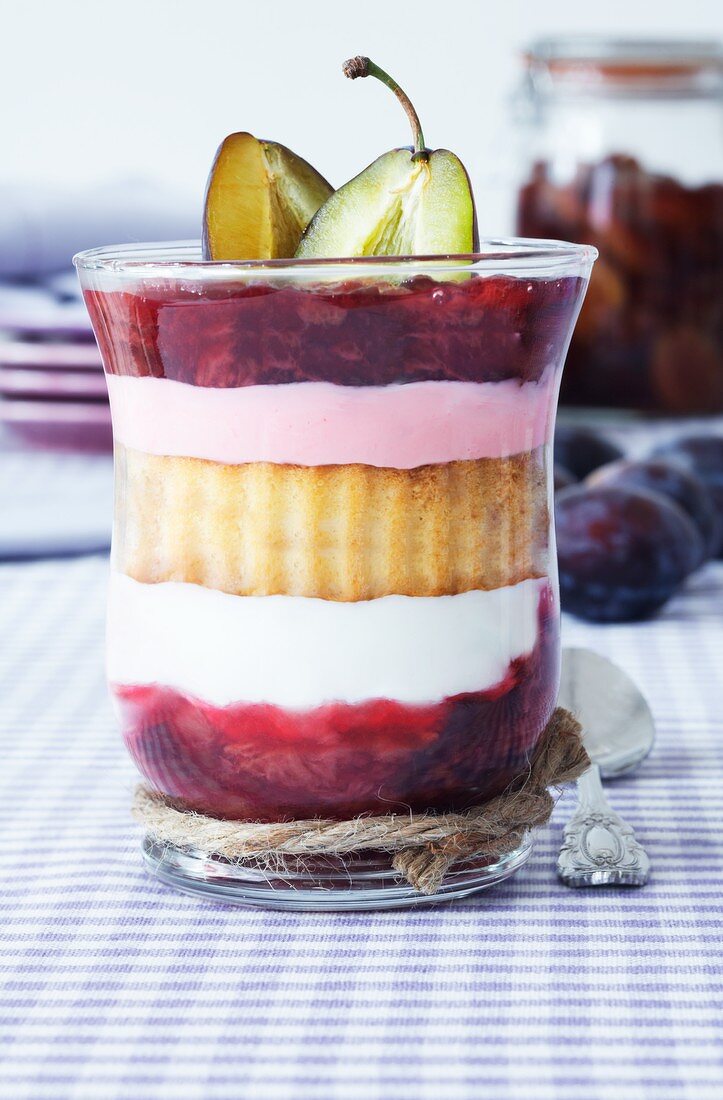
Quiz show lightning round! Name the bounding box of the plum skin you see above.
[554,465,576,493]
[554,426,623,480]
[588,458,721,563]
[652,436,723,557]
[555,485,703,623]
[652,435,723,481]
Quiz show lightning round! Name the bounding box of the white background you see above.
[2,0,723,233]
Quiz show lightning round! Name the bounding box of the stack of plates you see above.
[0,277,111,452]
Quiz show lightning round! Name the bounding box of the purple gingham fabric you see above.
[1,553,722,1100]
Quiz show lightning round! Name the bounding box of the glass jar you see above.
[76,241,593,901]
[515,37,723,414]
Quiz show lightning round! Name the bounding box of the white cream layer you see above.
[107,573,545,709]
[106,374,556,468]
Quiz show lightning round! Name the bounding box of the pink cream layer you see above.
[106,373,556,468]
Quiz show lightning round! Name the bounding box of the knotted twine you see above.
[133,707,588,895]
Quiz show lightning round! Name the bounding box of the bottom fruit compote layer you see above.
[114,586,558,822]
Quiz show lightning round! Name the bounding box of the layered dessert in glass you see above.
[78,243,593,822]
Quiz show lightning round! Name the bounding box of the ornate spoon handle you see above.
[557,764,650,887]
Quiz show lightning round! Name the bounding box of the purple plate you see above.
[0,285,93,340]
[0,367,108,399]
[0,397,112,453]
[0,339,102,370]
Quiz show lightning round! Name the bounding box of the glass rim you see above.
[74,237,597,278]
[526,35,723,67]
[523,35,723,99]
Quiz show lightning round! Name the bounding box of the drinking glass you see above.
[76,240,595,907]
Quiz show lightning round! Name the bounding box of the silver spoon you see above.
[556,647,654,887]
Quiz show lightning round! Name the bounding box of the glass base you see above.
[141,836,533,911]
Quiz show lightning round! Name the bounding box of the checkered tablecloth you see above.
[1,552,722,1100]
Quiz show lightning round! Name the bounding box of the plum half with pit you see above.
[204,133,333,260]
[555,485,702,622]
[554,426,623,481]
[587,458,720,563]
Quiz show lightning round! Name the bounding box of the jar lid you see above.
[524,37,723,98]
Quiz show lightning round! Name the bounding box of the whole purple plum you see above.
[652,436,723,556]
[556,485,702,622]
[588,458,720,562]
[555,426,623,481]
[554,465,576,493]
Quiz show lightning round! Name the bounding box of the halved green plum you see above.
[296,56,477,259]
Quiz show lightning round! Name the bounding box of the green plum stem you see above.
[343,56,427,159]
